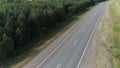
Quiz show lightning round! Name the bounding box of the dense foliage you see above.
[0,0,106,63]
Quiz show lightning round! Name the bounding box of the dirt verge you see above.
[95,1,114,68]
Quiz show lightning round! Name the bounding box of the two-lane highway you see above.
[24,1,109,68]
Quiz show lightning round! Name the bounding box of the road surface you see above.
[24,1,109,68]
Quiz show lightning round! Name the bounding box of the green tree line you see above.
[0,0,106,64]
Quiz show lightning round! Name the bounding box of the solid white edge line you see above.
[36,4,102,68]
[76,4,105,68]
[77,17,100,68]
[36,6,94,68]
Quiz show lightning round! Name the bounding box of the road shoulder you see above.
[95,1,114,68]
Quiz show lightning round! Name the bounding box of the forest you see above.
[0,0,106,65]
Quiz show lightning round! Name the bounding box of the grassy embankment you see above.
[95,0,113,68]
[110,0,120,68]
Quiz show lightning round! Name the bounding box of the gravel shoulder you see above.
[95,1,114,68]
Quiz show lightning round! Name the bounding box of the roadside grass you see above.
[95,1,114,68]
[109,0,120,68]
[1,5,97,68]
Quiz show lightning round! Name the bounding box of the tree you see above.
[0,27,4,40]
[90,0,95,4]
[0,41,6,61]
[15,27,23,46]
[0,33,14,61]
[2,33,14,53]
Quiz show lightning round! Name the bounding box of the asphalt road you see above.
[24,1,109,68]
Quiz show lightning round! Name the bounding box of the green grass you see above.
[109,0,120,68]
